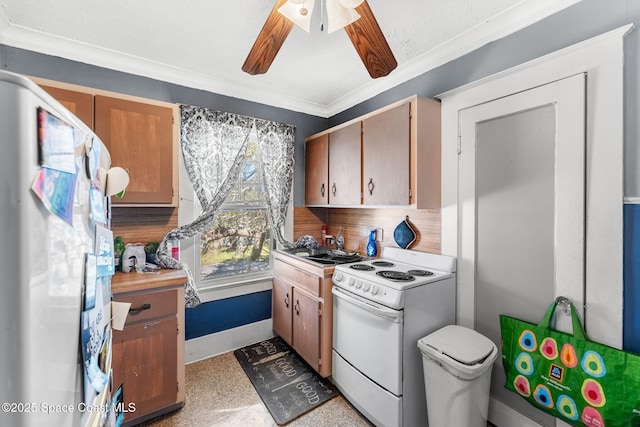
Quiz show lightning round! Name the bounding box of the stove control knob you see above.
[363,282,370,292]
[348,277,355,286]
[355,280,362,289]
[333,271,343,282]
[371,285,379,295]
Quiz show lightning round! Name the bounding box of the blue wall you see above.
[185,291,272,340]
[624,205,640,353]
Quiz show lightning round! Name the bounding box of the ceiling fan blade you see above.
[242,0,294,75]
[343,0,397,78]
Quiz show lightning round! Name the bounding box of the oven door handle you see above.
[332,286,402,322]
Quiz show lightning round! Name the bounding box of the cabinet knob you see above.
[368,178,375,195]
[331,183,337,196]
[320,183,325,197]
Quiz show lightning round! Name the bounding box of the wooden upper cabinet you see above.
[328,122,362,205]
[363,102,410,205]
[94,95,175,205]
[40,85,94,129]
[305,134,329,205]
[303,95,441,209]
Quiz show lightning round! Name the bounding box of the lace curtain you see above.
[156,105,295,308]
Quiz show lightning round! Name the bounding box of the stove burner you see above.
[407,269,434,277]
[376,270,415,282]
[350,264,375,271]
[372,261,395,267]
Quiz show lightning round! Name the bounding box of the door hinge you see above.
[457,134,462,155]
[318,306,322,317]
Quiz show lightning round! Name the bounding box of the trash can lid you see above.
[418,325,497,379]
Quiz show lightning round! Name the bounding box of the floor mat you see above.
[234,336,339,425]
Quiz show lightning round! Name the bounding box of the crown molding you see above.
[0,0,581,118]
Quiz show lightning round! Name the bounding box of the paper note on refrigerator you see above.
[31,166,77,225]
[94,224,114,277]
[37,107,76,174]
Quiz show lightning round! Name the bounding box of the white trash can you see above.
[417,325,498,427]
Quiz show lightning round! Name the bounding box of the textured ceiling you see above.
[0,0,580,116]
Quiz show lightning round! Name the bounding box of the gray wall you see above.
[2,0,638,199]
[0,46,328,206]
[329,0,640,198]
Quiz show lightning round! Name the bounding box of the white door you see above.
[458,73,585,426]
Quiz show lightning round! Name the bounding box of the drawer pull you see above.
[129,303,151,314]
[284,293,290,308]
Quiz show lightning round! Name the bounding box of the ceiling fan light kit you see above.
[325,0,361,34]
[278,0,315,32]
[242,0,397,78]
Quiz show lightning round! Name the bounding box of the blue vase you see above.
[366,230,377,257]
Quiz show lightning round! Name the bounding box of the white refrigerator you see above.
[0,71,120,427]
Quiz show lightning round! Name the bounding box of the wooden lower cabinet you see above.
[273,253,333,377]
[272,278,294,345]
[111,271,186,426]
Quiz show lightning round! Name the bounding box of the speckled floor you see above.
[142,351,373,427]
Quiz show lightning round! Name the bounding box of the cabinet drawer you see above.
[274,260,320,296]
[115,288,177,326]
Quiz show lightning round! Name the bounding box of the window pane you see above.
[226,162,265,205]
[200,209,271,281]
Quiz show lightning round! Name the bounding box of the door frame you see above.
[439,25,631,426]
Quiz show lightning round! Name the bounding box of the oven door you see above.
[332,286,403,395]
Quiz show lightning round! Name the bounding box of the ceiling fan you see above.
[242,0,397,79]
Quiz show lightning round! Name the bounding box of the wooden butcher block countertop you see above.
[111,268,188,294]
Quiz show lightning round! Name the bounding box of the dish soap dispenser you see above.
[366,230,377,257]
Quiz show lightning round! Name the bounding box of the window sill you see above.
[197,276,273,303]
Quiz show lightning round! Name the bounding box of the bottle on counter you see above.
[336,226,345,251]
[168,237,180,261]
[366,230,377,257]
[321,224,327,247]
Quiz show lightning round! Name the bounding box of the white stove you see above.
[332,247,455,309]
[331,247,456,427]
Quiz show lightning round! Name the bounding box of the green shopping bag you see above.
[500,301,640,427]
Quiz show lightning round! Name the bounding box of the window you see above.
[198,129,273,285]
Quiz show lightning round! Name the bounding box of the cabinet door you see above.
[112,316,178,423]
[272,278,293,345]
[329,122,361,205]
[292,288,320,371]
[39,85,94,129]
[363,103,410,205]
[305,135,329,205]
[94,95,174,204]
